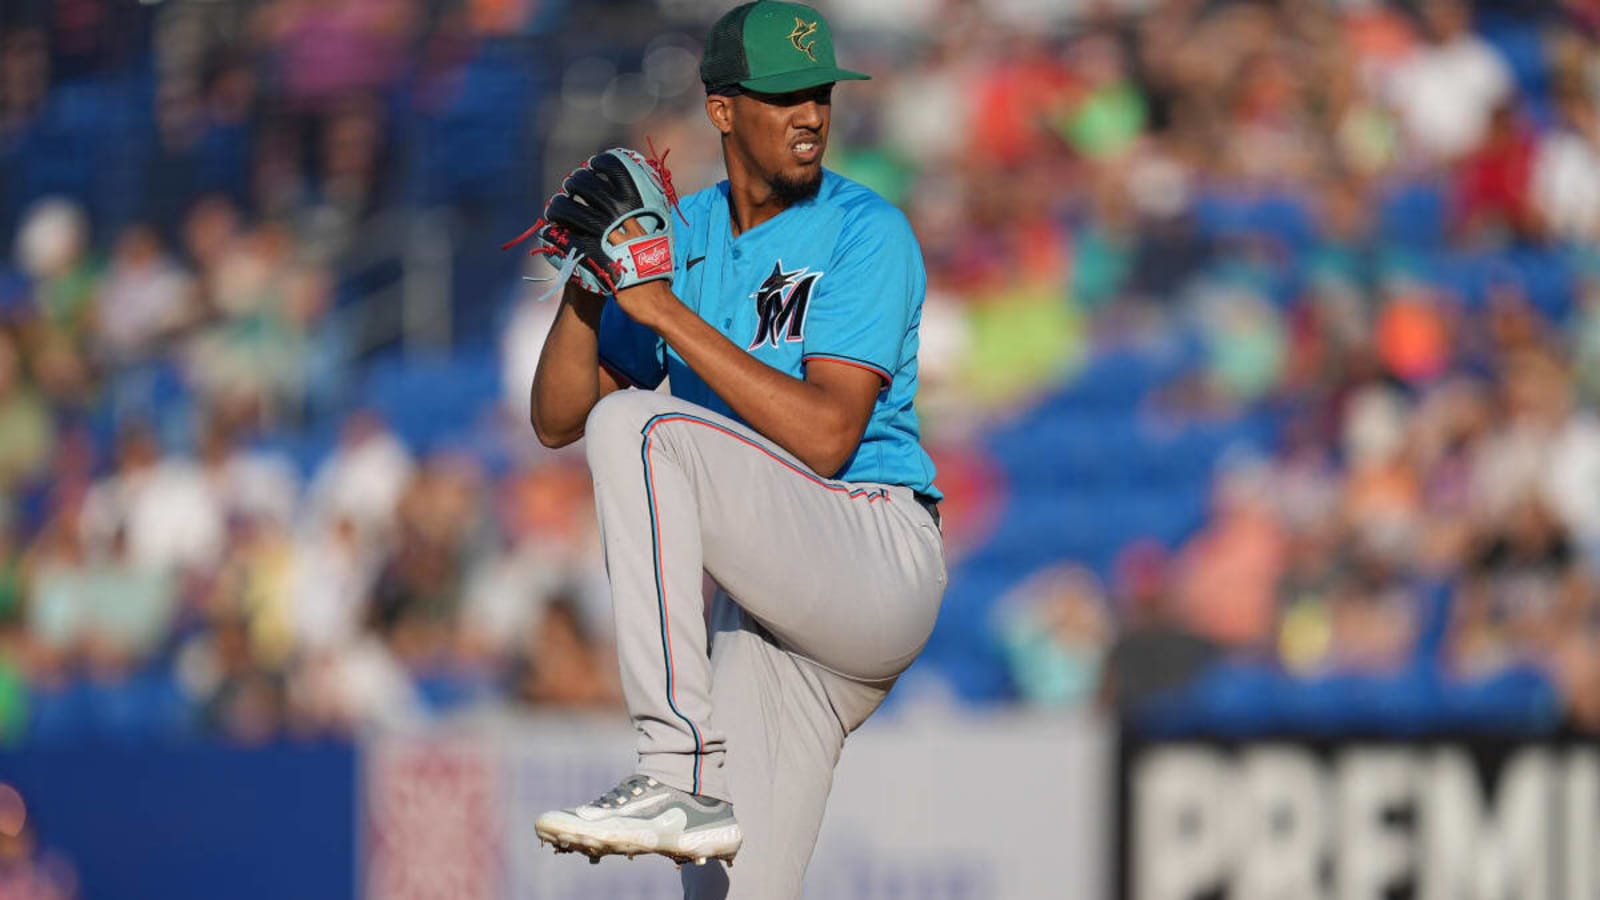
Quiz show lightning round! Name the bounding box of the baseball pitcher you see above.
[515,3,946,897]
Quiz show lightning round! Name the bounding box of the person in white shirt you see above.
[1532,85,1600,243]
[1387,0,1513,162]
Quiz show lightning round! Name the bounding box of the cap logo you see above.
[788,17,818,62]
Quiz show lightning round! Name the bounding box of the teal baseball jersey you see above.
[597,169,939,499]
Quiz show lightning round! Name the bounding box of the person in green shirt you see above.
[0,331,54,494]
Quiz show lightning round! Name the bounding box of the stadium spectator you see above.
[1532,83,1600,243]
[1175,460,1286,651]
[996,564,1111,709]
[197,416,300,529]
[13,200,95,347]
[1099,542,1219,716]
[188,613,287,744]
[92,224,197,366]
[509,592,621,711]
[1455,102,1539,242]
[184,222,324,424]
[289,514,377,656]
[1387,0,1512,163]
[0,30,48,144]
[0,783,77,899]
[79,423,226,576]
[306,411,414,543]
[0,330,53,496]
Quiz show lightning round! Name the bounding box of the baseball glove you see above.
[503,142,686,298]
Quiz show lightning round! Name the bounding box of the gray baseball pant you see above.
[581,390,947,899]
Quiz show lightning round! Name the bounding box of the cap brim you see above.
[737,67,870,94]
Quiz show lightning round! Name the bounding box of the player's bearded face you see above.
[730,85,832,203]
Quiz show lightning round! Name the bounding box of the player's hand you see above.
[608,216,650,247]
[607,216,681,329]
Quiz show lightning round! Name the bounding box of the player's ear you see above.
[705,94,734,136]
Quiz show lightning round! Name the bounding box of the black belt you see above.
[914,492,941,530]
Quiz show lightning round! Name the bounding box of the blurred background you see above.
[0,0,1598,897]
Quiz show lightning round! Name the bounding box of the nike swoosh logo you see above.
[686,256,707,271]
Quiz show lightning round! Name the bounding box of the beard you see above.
[771,166,823,205]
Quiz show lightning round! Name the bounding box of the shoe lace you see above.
[593,775,659,809]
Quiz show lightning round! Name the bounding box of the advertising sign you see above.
[364,713,1108,900]
[1120,736,1600,900]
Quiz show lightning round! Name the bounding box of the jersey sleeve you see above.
[801,204,923,385]
[597,297,666,389]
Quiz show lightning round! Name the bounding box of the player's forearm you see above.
[529,286,608,447]
[632,288,863,476]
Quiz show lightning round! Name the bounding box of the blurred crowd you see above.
[0,0,1598,749]
[0,0,624,747]
[944,0,1600,735]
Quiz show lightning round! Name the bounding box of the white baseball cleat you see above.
[535,774,742,866]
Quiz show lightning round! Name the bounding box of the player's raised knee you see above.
[584,390,668,450]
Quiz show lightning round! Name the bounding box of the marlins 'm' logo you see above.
[748,261,823,350]
[788,17,818,61]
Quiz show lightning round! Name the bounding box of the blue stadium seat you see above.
[406,46,542,207]
[1192,189,1317,257]
[1378,180,1449,251]
[1439,665,1562,735]
[1506,247,1577,322]
[1479,17,1549,100]
[359,353,502,454]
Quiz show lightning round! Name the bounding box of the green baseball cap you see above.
[701,1,870,95]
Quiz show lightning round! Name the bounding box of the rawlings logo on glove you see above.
[629,237,675,279]
[502,142,687,298]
